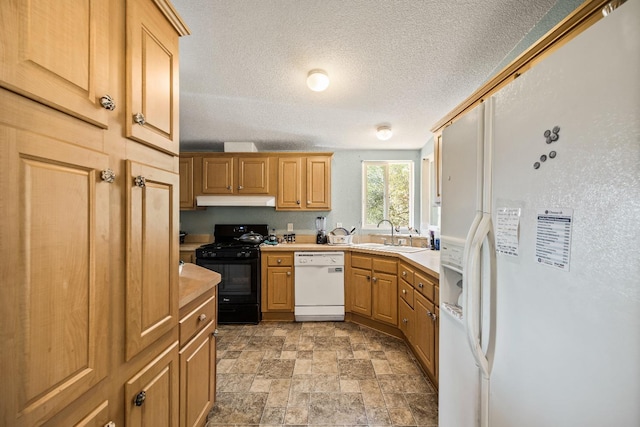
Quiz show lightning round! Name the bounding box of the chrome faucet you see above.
[377,219,396,245]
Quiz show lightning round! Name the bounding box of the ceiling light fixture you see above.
[307,69,330,92]
[376,126,393,141]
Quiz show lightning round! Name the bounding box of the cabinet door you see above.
[126,160,179,360]
[277,157,303,209]
[399,298,415,343]
[414,294,436,378]
[238,156,270,194]
[202,157,234,194]
[126,342,179,427]
[372,272,398,326]
[126,0,182,154]
[0,125,109,427]
[306,156,331,209]
[180,324,216,427]
[266,267,293,311]
[179,157,194,209]
[0,0,110,128]
[350,268,372,317]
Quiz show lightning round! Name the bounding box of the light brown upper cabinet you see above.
[179,157,195,209]
[277,154,332,210]
[201,155,272,195]
[0,0,110,128]
[126,0,189,155]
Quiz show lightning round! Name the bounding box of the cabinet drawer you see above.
[180,295,215,347]
[373,257,396,274]
[415,270,436,302]
[399,279,414,308]
[398,262,414,285]
[266,254,293,266]
[351,254,372,270]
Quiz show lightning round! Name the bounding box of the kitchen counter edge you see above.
[179,262,221,309]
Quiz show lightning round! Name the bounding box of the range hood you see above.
[196,195,276,207]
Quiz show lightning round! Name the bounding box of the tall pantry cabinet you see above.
[0,1,189,426]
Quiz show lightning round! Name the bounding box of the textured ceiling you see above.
[173,0,559,151]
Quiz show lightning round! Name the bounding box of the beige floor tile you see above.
[284,406,309,424]
[340,379,360,392]
[250,378,272,392]
[371,359,393,375]
[388,406,417,426]
[281,350,298,359]
[293,358,313,375]
[215,358,236,373]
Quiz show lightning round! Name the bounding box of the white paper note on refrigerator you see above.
[496,207,521,257]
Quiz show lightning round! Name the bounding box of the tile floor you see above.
[206,321,438,426]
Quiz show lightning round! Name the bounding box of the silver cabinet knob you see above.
[198,313,207,322]
[134,391,146,407]
[101,169,115,183]
[213,329,219,337]
[286,271,291,276]
[134,175,146,187]
[418,282,424,288]
[402,271,407,277]
[372,277,378,283]
[402,289,407,294]
[366,275,370,281]
[238,185,244,190]
[133,112,146,125]
[296,200,301,205]
[227,185,232,190]
[307,200,311,204]
[402,318,408,324]
[100,94,116,111]
[277,259,282,264]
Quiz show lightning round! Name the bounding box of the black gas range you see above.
[195,224,268,324]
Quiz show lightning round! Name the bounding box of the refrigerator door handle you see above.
[464,213,493,380]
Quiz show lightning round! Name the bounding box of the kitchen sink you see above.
[352,243,427,253]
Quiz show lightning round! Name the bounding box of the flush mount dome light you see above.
[376,126,393,141]
[307,69,330,92]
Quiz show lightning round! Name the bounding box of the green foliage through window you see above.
[363,161,413,228]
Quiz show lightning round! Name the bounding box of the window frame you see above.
[361,160,414,230]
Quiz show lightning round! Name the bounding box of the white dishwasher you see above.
[294,252,345,321]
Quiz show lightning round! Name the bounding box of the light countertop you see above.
[260,243,440,278]
[179,262,221,308]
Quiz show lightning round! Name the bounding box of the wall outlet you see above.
[336,222,342,228]
[287,223,294,232]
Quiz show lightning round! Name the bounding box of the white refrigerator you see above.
[438,2,640,427]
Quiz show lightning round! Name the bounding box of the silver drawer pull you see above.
[198,313,207,322]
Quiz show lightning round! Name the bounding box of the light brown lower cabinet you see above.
[125,342,180,427]
[262,253,294,313]
[180,323,216,427]
[414,292,437,380]
[179,289,217,427]
[349,254,398,327]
